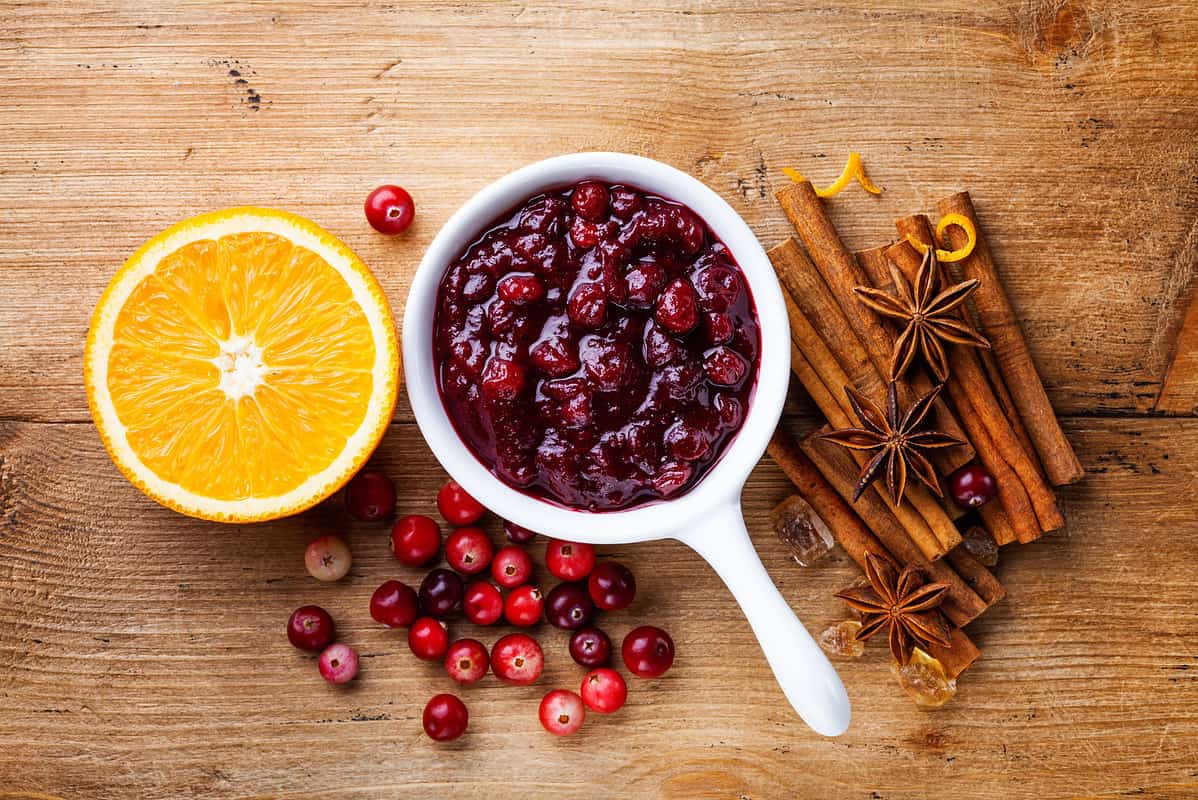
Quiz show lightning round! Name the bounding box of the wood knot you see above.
[1013,0,1105,65]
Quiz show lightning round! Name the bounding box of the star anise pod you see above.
[819,381,964,505]
[853,246,991,382]
[835,553,952,665]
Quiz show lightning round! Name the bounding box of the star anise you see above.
[835,553,952,665]
[853,246,991,382]
[819,381,964,505]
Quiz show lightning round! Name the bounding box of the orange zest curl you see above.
[904,213,977,263]
[783,152,881,198]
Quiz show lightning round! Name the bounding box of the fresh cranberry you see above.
[423,693,468,741]
[580,668,627,713]
[504,520,538,543]
[571,181,610,221]
[436,480,486,526]
[318,643,359,684]
[444,639,489,685]
[655,278,699,334]
[588,561,636,610]
[369,580,419,627]
[344,468,395,521]
[703,346,748,387]
[491,545,533,588]
[491,633,544,685]
[408,617,450,661]
[622,626,674,677]
[304,535,352,582]
[950,463,998,508]
[364,184,415,235]
[462,580,504,625]
[538,689,585,736]
[391,514,441,566]
[568,627,612,668]
[545,539,596,581]
[444,527,494,575]
[287,605,335,652]
[497,273,546,305]
[545,583,595,630]
[504,585,544,627]
[567,282,607,328]
[419,569,463,617]
[609,186,642,219]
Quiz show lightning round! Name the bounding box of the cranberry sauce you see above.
[433,180,760,511]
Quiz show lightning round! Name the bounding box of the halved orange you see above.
[85,208,400,522]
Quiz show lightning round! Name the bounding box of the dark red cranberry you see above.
[287,605,335,651]
[655,278,699,333]
[580,337,630,392]
[545,583,595,630]
[664,419,711,462]
[436,480,486,526]
[580,667,627,714]
[622,625,674,677]
[703,312,734,345]
[625,261,667,307]
[588,562,636,610]
[570,217,600,248]
[567,282,607,328]
[408,617,450,661]
[444,639,489,685]
[643,320,683,367]
[571,181,610,221]
[568,627,612,668]
[673,207,704,254]
[490,633,544,685]
[344,468,395,521]
[609,186,642,219]
[444,527,494,575]
[419,569,464,617]
[369,580,419,627]
[318,643,359,684]
[714,393,743,428]
[539,689,585,736]
[703,346,748,387]
[504,520,538,543]
[694,264,741,312]
[391,514,441,566]
[481,357,526,400]
[423,693,468,741]
[504,585,544,627]
[652,461,693,496]
[497,273,546,305]
[950,464,998,508]
[545,539,596,581]
[364,184,415,235]
[491,545,533,588]
[463,580,503,625]
[530,335,580,377]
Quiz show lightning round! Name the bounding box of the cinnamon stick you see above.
[979,501,1018,546]
[945,546,1007,607]
[935,192,1084,486]
[926,627,980,680]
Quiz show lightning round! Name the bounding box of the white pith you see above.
[213,334,268,400]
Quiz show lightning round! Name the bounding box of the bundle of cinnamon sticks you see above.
[766,181,1083,681]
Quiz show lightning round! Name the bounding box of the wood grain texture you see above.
[2,1,1197,797]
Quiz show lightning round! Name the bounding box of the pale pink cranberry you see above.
[497,273,545,305]
[304,535,352,582]
[491,633,544,685]
[580,668,627,713]
[655,278,699,333]
[444,639,489,685]
[318,643,359,684]
[567,282,606,328]
[572,181,610,221]
[539,689,585,736]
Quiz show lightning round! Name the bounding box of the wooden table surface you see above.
[3,2,1197,797]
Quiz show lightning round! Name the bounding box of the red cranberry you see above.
[567,282,607,328]
[304,535,352,582]
[408,617,450,661]
[497,273,546,305]
[580,337,631,392]
[571,181,610,221]
[714,393,743,428]
[580,668,627,713]
[364,184,415,235]
[609,186,642,219]
[673,208,704,254]
[950,464,998,508]
[444,639,489,685]
[369,580,419,628]
[491,545,533,588]
[530,336,579,377]
[588,561,636,610]
[694,264,741,312]
[391,514,441,566]
[655,278,699,334]
[538,689,585,736]
[664,420,711,462]
[463,580,504,625]
[622,626,674,677]
[703,346,748,387]
[444,527,494,575]
[491,633,544,685]
[570,217,600,248]
[504,585,544,627]
[545,583,595,630]
[625,262,667,307]
[419,569,464,617]
[287,605,335,651]
[423,693,468,741]
[652,461,693,497]
[344,468,395,521]
[504,520,538,543]
[703,312,734,345]
[545,539,596,581]
[568,627,612,668]
[437,480,485,526]
[318,643,359,684]
[481,357,526,400]
[643,320,683,367]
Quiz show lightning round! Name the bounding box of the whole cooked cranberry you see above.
[545,582,595,630]
[518,195,567,235]
[318,643,359,684]
[444,639,489,685]
[568,627,612,668]
[673,207,704,254]
[539,689,585,736]
[588,561,636,610]
[408,617,450,661]
[950,464,998,508]
[652,461,692,497]
[491,633,544,685]
[364,184,415,235]
[287,605,335,652]
[571,181,610,221]
[580,337,630,392]
[304,535,352,582]
[491,545,533,588]
[419,569,464,617]
[497,273,546,305]
[463,580,503,625]
[504,585,544,627]
[530,335,580,377]
[714,393,743,428]
[622,625,674,678]
[444,527,494,575]
[625,261,667,307]
[437,480,486,526]
[369,580,420,627]
[545,539,596,581]
[391,514,441,566]
[504,520,538,543]
[643,320,683,367]
[423,693,468,741]
[704,346,749,387]
[580,668,627,714]
[694,264,741,312]
[655,278,699,334]
[567,282,607,328]
[609,186,642,219]
[664,420,711,462]
[344,468,395,521]
[570,217,600,248]
[481,357,526,400]
[703,312,734,345]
